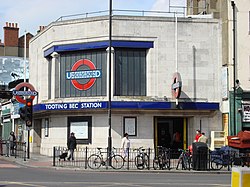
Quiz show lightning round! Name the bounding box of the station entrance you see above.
[154,117,187,150]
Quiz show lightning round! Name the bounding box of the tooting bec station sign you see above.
[12,82,38,104]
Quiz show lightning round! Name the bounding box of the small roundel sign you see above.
[66,59,101,91]
[14,82,37,104]
[171,72,182,99]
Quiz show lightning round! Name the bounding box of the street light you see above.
[231,1,236,135]
[108,0,112,165]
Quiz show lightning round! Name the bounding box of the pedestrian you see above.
[67,132,77,161]
[194,129,202,142]
[121,133,130,160]
[172,131,181,149]
[8,131,16,156]
[198,132,208,143]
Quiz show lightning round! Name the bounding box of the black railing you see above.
[0,140,26,161]
[53,146,250,171]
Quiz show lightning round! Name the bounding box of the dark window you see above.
[115,49,146,96]
[67,116,92,144]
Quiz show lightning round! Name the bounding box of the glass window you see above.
[68,116,92,144]
[115,49,146,96]
[60,50,107,98]
[44,118,49,137]
[123,116,137,136]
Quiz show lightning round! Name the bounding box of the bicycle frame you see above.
[96,148,115,165]
[176,149,192,170]
[153,146,170,170]
[134,147,149,170]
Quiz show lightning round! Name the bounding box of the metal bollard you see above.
[53,147,56,166]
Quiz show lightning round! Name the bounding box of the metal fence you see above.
[0,140,26,161]
[53,146,250,171]
[55,9,186,22]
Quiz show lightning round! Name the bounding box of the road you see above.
[0,159,231,187]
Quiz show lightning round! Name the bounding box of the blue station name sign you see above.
[35,102,107,111]
[33,101,219,112]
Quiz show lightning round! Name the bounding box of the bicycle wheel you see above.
[163,157,170,170]
[211,158,223,170]
[176,158,181,170]
[153,157,160,170]
[135,155,144,170]
[144,154,149,169]
[111,155,124,169]
[87,154,102,169]
[188,156,193,169]
[182,158,188,170]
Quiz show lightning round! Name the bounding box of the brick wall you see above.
[4,22,19,47]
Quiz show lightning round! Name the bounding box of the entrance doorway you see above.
[154,117,186,149]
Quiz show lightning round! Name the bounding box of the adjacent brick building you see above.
[0,22,33,57]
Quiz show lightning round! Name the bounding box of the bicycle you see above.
[153,146,170,170]
[87,147,124,169]
[134,147,149,170]
[210,149,236,170]
[176,149,192,170]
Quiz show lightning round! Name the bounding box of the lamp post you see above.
[231,1,236,135]
[108,0,112,164]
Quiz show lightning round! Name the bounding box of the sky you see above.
[0,0,185,40]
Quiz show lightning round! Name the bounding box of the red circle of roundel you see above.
[172,72,182,99]
[71,59,97,91]
[15,82,36,104]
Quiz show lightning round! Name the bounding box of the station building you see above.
[29,14,222,155]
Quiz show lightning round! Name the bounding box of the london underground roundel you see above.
[171,72,182,99]
[66,59,101,91]
[14,82,37,104]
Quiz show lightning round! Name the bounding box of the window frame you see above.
[123,116,137,136]
[114,48,147,96]
[67,116,92,144]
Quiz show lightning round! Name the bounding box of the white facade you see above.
[230,0,250,91]
[29,15,222,156]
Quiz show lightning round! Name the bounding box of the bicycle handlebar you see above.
[133,147,145,151]
[178,148,190,152]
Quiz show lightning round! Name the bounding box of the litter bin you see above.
[192,142,208,171]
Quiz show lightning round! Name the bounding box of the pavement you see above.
[0,153,234,174]
[0,153,53,168]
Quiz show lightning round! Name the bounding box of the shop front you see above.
[32,101,219,156]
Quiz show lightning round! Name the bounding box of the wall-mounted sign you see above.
[13,82,37,104]
[66,59,101,91]
[35,102,106,111]
[242,104,250,122]
[171,72,182,99]
[221,67,228,100]
[124,117,137,136]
